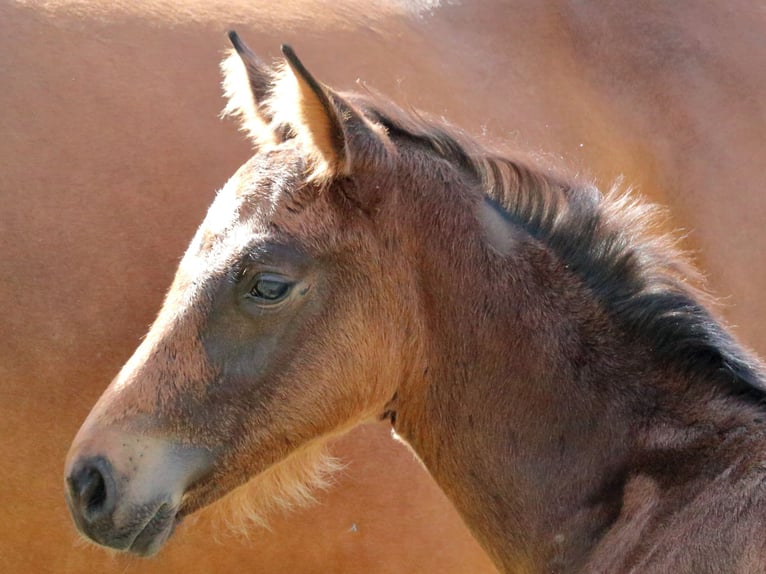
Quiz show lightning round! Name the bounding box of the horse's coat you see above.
[3,1,766,573]
[64,29,766,574]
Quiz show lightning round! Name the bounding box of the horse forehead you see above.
[197,172,288,247]
[185,151,338,282]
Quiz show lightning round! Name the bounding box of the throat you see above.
[393,368,634,572]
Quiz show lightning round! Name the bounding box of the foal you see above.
[65,32,766,573]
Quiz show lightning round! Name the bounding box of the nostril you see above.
[80,467,107,513]
[68,457,115,522]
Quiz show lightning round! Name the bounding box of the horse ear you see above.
[224,36,389,191]
[275,45,392,185]
[277,44,349,176]
[222,31,281,146]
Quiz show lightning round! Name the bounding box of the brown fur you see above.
[6,2,766,573]
[65,29,766,574]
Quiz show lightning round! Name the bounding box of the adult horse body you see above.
[65,32,766,573]
[4,1,766,573]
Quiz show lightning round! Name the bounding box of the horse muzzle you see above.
[64,423,213,556]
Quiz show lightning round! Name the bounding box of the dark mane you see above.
[362,100,766,402]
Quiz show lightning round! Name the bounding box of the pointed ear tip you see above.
[281,44,313,82]
[228,30,249,55]
[280,44,300,68]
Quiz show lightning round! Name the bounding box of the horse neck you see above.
[388,191,759,571]
[387,220,630,567]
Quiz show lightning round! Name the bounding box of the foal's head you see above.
[65,33,455,554]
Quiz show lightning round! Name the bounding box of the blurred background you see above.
[2,1,764,572]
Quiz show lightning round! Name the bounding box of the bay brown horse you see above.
[5,1,766,573]
[65,32,766,573]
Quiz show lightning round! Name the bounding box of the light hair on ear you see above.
[220,48,279,148]
[266,45,348,181]
[221,37,389,183]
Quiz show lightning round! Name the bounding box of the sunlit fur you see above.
[475,153,763,396]
[212,439,343,534]
[317,93,765,399]
[66,32,766,572]
[222,47,394,182]
[222,48,340,174]
[221,48,279,148]
[213,39,766,572]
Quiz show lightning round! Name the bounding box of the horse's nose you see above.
[65,426,213,554]
[66,457,116,528]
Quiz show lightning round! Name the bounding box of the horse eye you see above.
[250,276,292,303]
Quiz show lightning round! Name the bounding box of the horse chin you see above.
[126,504,181,557]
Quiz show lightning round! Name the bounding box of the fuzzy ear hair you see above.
[223,34,390,184]
[221,30,281,146]
[272,45,393,181]
[272,44,350,177]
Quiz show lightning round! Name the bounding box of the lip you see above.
[128,504,179,556]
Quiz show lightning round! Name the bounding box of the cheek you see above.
[280,291,403,417]
[198,263,404,435]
